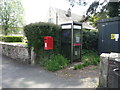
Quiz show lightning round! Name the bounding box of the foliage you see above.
[65,0,87,7]
[24,22,60,64]
[74,64,84,70]
[66,0,120,22]
[86,1,99,16]
[74,49,100,70]
[0,36,23,42]
[88,12,109,27]
[0,0,25,35]
[8,27,24,34]
[86,1,120,20]
[42,54,69,71]
[107,1,120,17]
[82,29,98,50]
[82,49,99,65]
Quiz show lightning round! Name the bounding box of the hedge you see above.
[0,36,23,42]
[24,22,61,63]
[82,29,98,51]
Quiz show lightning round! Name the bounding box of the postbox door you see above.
[44,36,53,50]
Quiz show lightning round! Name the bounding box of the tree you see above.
[87,0,119,17]
[66,0,120,21]
[65,0,87,7]
[87,12,108,27]
[107,1,120,17]
[0,0,25,35]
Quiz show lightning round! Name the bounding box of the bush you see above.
[82,29,98,51]
[0,36,23,42]
[42,54,69,71]
[24,22,61,63]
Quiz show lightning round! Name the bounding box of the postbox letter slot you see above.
[45,43,47,47]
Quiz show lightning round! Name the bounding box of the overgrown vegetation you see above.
[41,54,69,71]
[82,29,98,51]
[24,22,61,64]
[0,36,23,42]
[86,1,120,19]
[74,49,99,70]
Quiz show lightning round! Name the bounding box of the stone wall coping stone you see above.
[100,53,110,57]
[0,41,28,48]
[109,52,120,58]
[100,53,120,59]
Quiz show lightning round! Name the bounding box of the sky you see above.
[22,0,96,25]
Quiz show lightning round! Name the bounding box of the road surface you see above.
[1,55,98,88]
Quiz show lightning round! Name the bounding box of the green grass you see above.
[73,49,100,70]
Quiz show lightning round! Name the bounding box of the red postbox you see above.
[44,36,53,50]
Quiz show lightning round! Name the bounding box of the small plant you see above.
[43,54,69,71]
[73,64,84,70]
[83,61,90,66]
[73,50,100,70]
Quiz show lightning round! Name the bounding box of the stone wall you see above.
[99,53,120,88]
[1,42,30,64]
[99,53,110,87]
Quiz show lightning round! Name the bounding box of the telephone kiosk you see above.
[61,21,82,63]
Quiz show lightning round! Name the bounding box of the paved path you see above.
[1,55,98,88]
